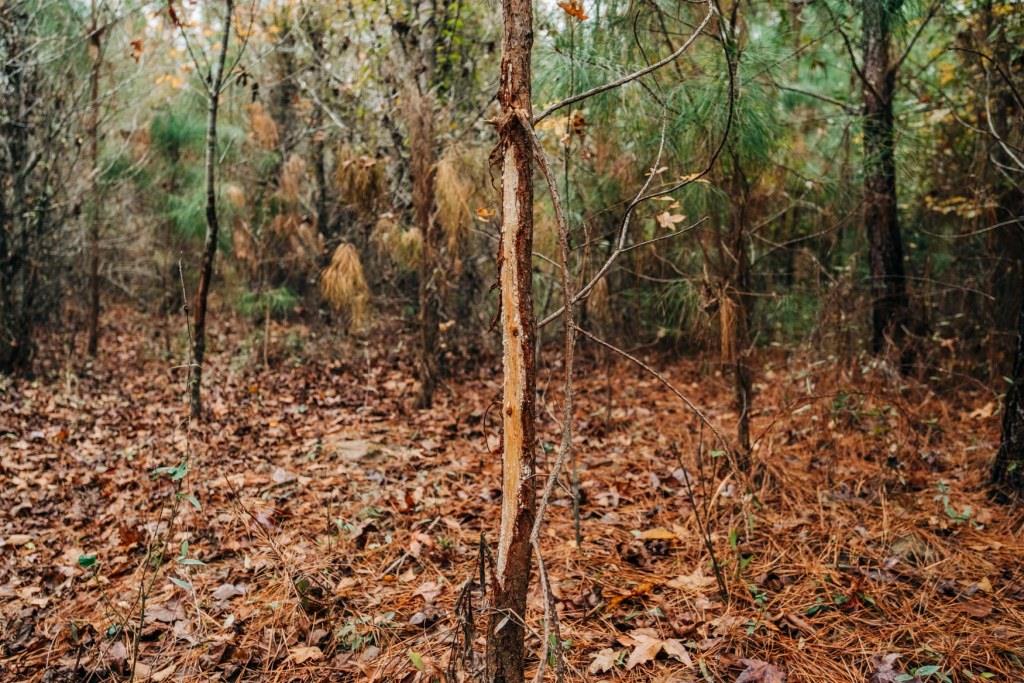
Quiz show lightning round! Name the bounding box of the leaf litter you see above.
[1,306,1023,681]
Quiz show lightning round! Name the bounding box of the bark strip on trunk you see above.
[189,0,233,420]
[488,0,536,680]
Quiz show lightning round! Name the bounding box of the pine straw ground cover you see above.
[2,306,1024,683]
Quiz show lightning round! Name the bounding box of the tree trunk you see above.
[189,0,233,420]
[86,0,102,357]
[411,91,440,409]
[488,0,536,680]
[862,0,909,356]
[731,195,753,458]
[993,295,1024,494]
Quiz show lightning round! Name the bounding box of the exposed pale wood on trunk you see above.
[488,0,536,679]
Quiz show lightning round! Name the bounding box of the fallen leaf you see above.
[4,534,32,546]
[212,583,245,601]
[151,663,177,682]
[736,658,786,683]
[959,599,993,618]
[668,569,716,591]
[271,467,296,484]
[414,580,442,603]
[625,632,663,670]
[869,653,906,683]
[290,645,323,664]
[968,402,995,420]
[661,638,694,666]
[588,648,619,674]
[107,640,128,665]
[638,527,677,540]
[606,581,657,610]
[144,603,182,624]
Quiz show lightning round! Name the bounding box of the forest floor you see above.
[2,305,1024,683]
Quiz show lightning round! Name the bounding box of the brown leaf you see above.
[625,633,663,670]
[736,658,786,683]
[289,646,323,664]
[638,527,677,540]
[151,663,177,682]
[667,569,715,592]
[3,534,32,546]
[414,580,442,603]
[212,583,245,601]
[588,648,620,674]
[661,638,694,667]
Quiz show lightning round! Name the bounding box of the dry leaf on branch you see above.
[655,212,687,230]
[557,0,588,21]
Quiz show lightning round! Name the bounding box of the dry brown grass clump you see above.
[278,154,307,204]
[320,242,369,328]
[587,275,612,326]
[371,212,423,271]
[246,101,279,150]
[436,143,487,255]
[335,145,384,216]
[272,213,322,264]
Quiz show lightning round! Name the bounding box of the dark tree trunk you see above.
[189,0,233,420]
[993,296,1024,494]
[731,196,753,458]
[86,0,102,357]
[488,0,536,680]
[862,0,909,357]
[0,8,36,376]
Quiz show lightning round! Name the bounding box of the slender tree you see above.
[410,88,440,408]
[85,0,103,357]
[861,0,909,356]
[488,0,536,679]
[185,0,234,419]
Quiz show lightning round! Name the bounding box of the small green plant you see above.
[896,664,951,682]
[237,286,298,320]
[934,481,973,524]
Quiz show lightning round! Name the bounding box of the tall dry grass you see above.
[321,242,370,329]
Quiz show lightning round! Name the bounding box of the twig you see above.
[575,325,732,453]
[532,0,715,125]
